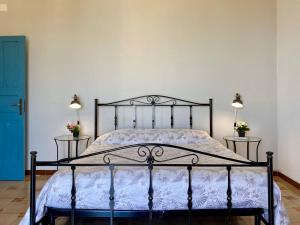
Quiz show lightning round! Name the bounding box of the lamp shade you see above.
[70,94,82,109]
[232,93,243,108]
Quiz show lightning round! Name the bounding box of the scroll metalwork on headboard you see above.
[94,95,213,139]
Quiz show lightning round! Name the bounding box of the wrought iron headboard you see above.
[94,95,213,139]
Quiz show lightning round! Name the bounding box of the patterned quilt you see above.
[20,129,289,225]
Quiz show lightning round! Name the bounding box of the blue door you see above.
[0,36,26,180]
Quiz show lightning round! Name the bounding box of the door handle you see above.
[11,98,23,115]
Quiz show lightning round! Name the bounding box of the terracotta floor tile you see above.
[12,198,24,203]
[0,198,12,209]
[0,213,20,225]
[2,200,29,214]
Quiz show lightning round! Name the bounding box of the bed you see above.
[21,95,289,225]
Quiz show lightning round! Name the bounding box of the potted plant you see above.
[67,123,80,138]
[235,121,250,137]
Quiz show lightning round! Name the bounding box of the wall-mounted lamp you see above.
[70,94,81,124]
[232,93,244,135]
[232,93,243,108]
[70,94,82,109]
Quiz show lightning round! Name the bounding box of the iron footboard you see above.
[29,144,274,225]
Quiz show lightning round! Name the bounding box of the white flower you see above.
[235,121,250,131]
[236,121,247,127]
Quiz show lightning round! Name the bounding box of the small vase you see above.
[238,131,246,137]
[73,131,80,138]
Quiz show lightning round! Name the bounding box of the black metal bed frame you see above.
[29,95,274,225]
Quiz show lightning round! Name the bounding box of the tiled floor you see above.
[0,176,299,225]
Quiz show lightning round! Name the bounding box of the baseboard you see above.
[275,171,300,189]
[273,171,279,176]
[25,170,56,175]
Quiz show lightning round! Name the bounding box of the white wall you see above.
[277,0,300,183]
[0,0,277,169]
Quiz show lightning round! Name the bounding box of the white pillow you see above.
[95,129,210,145]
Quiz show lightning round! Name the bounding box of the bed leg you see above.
[50,216,55,225]
[40,214,50,225]
[255,215,261,225]
[267,152,274,225]
[30,151,37,225]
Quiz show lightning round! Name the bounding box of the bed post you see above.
[94,98,98,140]
[209,98,213,137]
[267,152,274,225]
[71,166,77,225]
[147,156,154,225]
[30,151,37,225]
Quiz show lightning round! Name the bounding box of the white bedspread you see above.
[20,133,289,225]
